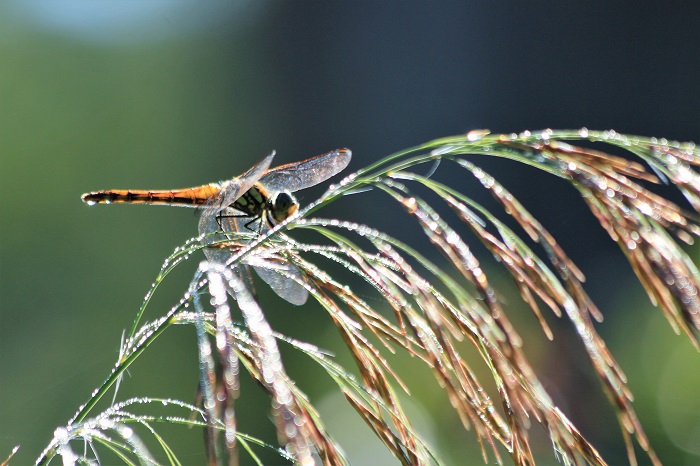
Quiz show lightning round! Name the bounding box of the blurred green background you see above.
[1,2,698,465]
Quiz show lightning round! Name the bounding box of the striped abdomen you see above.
[81,183,221,207]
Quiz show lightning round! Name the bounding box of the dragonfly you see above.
[82,148,352,305]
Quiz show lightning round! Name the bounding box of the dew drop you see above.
[54,427,69,441]
[466,129,490,141]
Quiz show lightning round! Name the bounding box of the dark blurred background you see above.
[1,2,698,465]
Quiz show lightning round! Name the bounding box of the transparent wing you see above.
[258,148,351,193]
[201,241,257,298]
[199,215,308,306]
[253,262,308,306]
[198,152,276,219]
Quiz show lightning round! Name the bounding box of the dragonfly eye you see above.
[270,191,298,222]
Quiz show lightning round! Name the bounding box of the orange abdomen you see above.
[81,183,221,207]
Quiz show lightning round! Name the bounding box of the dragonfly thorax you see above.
[230,184,298,227]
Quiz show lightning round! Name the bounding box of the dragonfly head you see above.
[269,191,299,223]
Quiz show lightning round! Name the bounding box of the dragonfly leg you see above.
[215,212,262,234]
[244,215,263,234]
[214,212,242,234]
